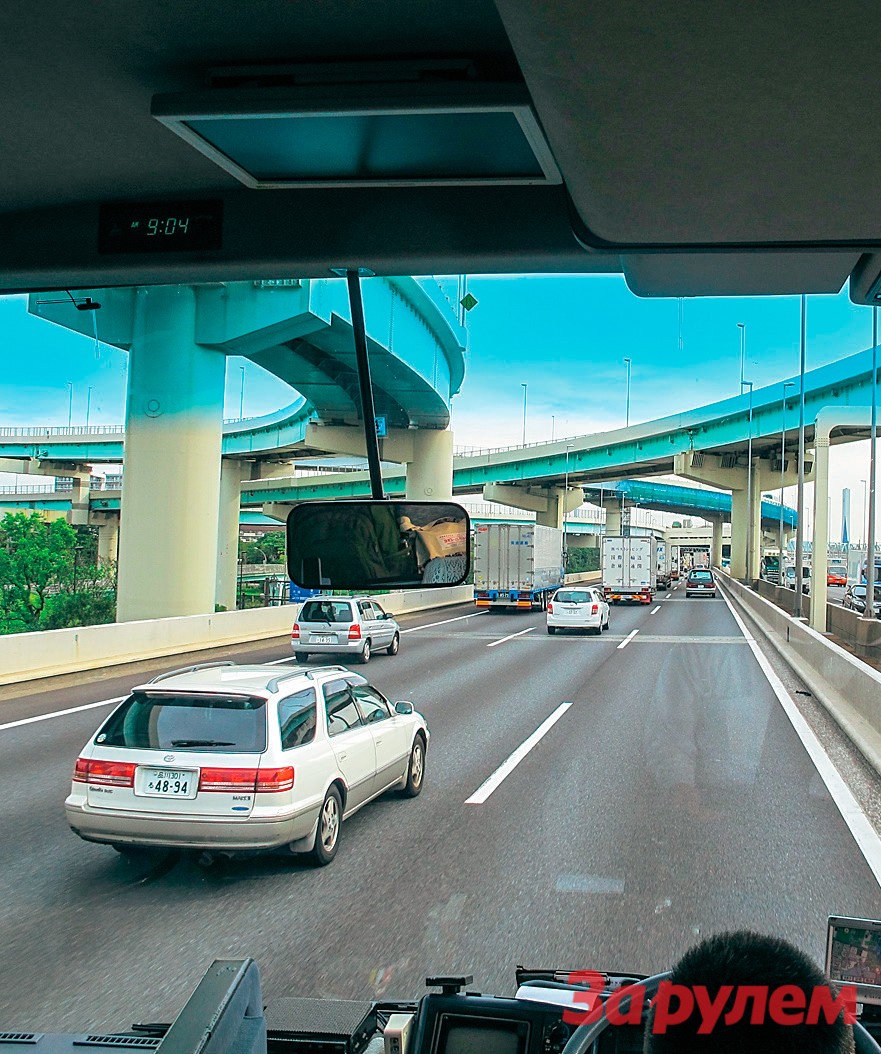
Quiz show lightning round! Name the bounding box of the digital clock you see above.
[98,200,223,253]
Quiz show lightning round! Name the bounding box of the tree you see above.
[0,513,77,632]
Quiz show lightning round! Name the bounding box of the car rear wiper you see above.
[169,739,236,747]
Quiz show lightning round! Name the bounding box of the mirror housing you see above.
[394,701,414,715]
[286,500,471,591]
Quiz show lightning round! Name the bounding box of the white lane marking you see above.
[401,611,488,634]
[651,606,661,615]
[0,696,125,733]
[718,586,881,888]
[665,593,672,599]
[617,629,639,650]
[487,626,536,648]
[466,703,572,804]
[267,655,301,665]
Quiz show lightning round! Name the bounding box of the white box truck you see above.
[602,536,656,604]
[656,539,671,589]
[473,523,564,610]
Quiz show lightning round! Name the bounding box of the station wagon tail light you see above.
[199,767,258,792]
[547,602,554,613]
[73,757,136,787]
[348,624,362,640]
[291,623,300,640]
[198,767,295,793]
[256,766,295,792]
[591,603,599,614]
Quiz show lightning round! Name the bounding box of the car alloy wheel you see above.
[311,787,342,865]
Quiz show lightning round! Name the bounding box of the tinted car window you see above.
[555,590,591,603]
[300,600,354,624]
[689,571,713,581]
[352,684,391,725]
[358,601,374,620]
[96,692,267,752]
[324,680,363,737]
[278,688,317,750]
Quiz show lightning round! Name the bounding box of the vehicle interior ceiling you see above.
[2,1,880,301]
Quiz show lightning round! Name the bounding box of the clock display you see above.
[98,200,223,253]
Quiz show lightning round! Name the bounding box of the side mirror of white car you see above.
[394,701,414,715]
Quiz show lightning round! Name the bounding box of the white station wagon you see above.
[65,661,428,865]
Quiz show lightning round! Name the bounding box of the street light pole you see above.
[867,307,878,611]
[239,366,246,421]
[795,295,807,617]
[551,415,555,441]
[737,323,746,393]
[744,380,754,582]
[624,358,632,426]
[521,383,528,445]
[780,380,795,556]
[66,382,73,428]
[85,386,92,428]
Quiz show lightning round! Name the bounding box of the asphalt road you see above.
[1,586,880,1032]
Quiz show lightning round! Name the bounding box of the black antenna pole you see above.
[345,269,385,500]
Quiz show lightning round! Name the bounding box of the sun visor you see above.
[622,253,858,298]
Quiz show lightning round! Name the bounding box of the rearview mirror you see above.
[286,500,471,591]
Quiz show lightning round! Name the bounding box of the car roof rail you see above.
[304,665,349,680]
[266,670,308,693]
[148,660,237,685]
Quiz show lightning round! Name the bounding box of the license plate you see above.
[140,768,197,798]
[311,634,335,644]
[564,607,579,613]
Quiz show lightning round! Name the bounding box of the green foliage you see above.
[239,530,286,563]
[565,546,600,573]
[0,513,77,632]
[0,512,117,634]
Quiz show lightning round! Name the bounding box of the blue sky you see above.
[0,277,877,539]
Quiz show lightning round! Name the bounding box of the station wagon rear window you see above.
[95,692,267,752]
[300,601,355,624]
[689,571,713,581]
[554,591,591,603]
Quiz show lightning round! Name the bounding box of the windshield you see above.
[5,39,881,1040]
[96,691,267,752]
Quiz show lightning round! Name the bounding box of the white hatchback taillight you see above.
[291,623,300,640]
[547,602,554,613]
[591,603,599,614]
[73,757,136,787]
[348,623,362,641]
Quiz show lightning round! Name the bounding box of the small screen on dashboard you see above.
[435,1016,528,1054]
[827,916,881,1003]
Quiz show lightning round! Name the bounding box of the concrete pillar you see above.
[604,502,623,535]
[117,286,226,622]
[730,488,748,580]
[748,461,763,581]
[216,459,245,612]
[810,434,831,632]
[405,429,454,502]
[711,517,724,568]
[97,518,119,565]
[536,486,583,529]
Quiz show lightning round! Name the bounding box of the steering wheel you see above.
[557,972,881,1054]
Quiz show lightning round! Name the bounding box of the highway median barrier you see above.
[718,573,881,780]
[0,585,473,688]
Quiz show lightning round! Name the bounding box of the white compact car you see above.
[292,596,400,664]
[546,587,610,635]
[65,662,428,865]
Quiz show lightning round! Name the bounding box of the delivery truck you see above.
[473,523,564,610]
[656,539,671,589]
[603,535,657,604]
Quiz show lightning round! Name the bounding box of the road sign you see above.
[375,415,387,437]
[460,292,478,312]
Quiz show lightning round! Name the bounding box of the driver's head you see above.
[644,931,855,1053]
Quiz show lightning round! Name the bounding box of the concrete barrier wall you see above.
[563,571,602,585]
[719,575,881,779]
[0,585,473,687]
